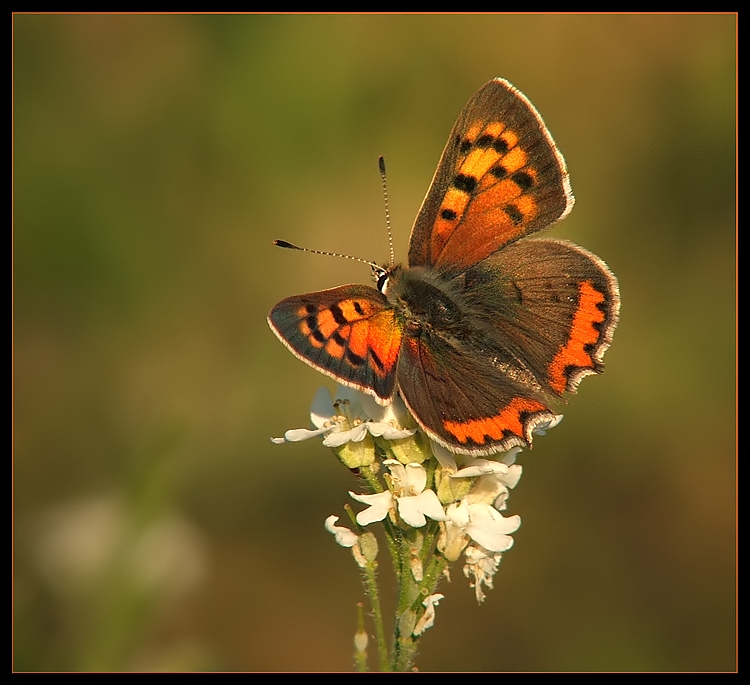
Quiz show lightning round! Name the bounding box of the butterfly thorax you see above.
[382,265,471,341]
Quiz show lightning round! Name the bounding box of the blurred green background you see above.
[14,14,736,672]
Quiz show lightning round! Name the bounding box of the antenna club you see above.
[273,239,300,250]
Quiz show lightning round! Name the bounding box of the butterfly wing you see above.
[268,285,403,402]
[395,238,619,454]
[396,330,558,455]
[408,78,574,273]
[464,238,620,397]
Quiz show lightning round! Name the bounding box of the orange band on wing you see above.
[442,397,548,446]
[549,280,606,393]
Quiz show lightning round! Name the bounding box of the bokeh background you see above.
[14,14,736,672]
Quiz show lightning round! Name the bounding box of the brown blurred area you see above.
[13,14,736,672]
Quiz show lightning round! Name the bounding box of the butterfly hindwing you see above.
[268,285,403,401]
[408,78,575,273]
[462,238,620,397]
[396,331,558,455]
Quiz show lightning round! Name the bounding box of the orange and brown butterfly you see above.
[268,78,620,456]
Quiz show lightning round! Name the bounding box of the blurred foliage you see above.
[14,14,735,672]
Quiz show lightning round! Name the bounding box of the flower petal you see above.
[324,515,358,548]
[466,503,521,552]
[445,499,471,528]
[413,593,445,636]
[280,426,333,442]
[397,490,449,528]
[402,462,428,494]
[379,393,412,426]
[500,464,522,489]
[501,446,523,466]
[395,496,428,528]
[366,422,417,440]
[452,460,504,479]
[323,423,368,447]
[349,490,393,526]
[352,389,386,421]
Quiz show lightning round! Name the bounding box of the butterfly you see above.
[268,78,620,456]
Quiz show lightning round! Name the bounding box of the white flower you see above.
[350,460,448,528]
[441,498,520,561]
[349,490,394,526]
[413,593,445,636]
[452,455,523,511]
[324,515,358,548]
[464,501,520,552]
[463,545,504,604]
[272,386,416,447]
[452,457,522,488]
[387,460,449,527]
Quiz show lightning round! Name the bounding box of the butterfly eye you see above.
[376,271,389,293]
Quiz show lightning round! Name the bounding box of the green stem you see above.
[382,516,403,576]
[391,522,448,671]
[349,445,451,671]
[390,527,422,671]
[354,604,368,672]
[345,497,393,672]
[360,556,390,671]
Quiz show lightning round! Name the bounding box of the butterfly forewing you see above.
[408,78,575,273]
[268,285,402,401]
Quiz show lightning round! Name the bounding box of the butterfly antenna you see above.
[378,156,395,267]
[273,239,385,275]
